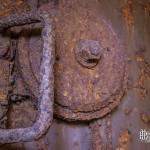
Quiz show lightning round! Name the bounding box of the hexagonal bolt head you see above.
[74,39,103,69]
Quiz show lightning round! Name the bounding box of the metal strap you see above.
[0,11,55,143]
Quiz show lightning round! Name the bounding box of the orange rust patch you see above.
[119,130,131,144]
[116,129,131,150]
[140,112,150,124]
[0,0,30,17]
[0,90,7,101]
[135,56,150,100]
[122,0,134,32]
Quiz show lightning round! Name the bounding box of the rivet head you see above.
[74,39,103,69]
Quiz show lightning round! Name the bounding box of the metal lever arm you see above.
[0,11,55,143]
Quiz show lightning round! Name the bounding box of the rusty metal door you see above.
[0,0,149,150]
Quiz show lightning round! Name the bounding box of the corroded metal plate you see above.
[18,0,127,121]
[0,0,30,17]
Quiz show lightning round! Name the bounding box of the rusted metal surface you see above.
[74,39,102,69]
[53,0,127,121]
[13,2,127,149]
[89,120,104,150]
[0,0,30,17]
[0,34,10,129]
[0,10,55,143]
[122,0,134,32]
[0,0,149,150]
[0,12,40,31]
[116,129,131,150]
[20,0,127,122]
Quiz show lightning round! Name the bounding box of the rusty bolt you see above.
[74,39,103,69]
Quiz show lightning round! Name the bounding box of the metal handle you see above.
[0,11,55,143]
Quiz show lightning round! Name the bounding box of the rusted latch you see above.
[0,10,55,143]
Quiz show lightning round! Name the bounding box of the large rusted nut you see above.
[75,39,103,69]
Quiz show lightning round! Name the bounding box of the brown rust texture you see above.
[122,0,134,32]
[0,11,55,143]
[144,2,150,16]
[105,115,113,150]
[17,23,42,97]
[0,0,149,149]
[19,0,127,121]
[53,0,127,121]
[0,0,126,147]
[8,101,37,129]
[89,116,113,150]
[89,120,104,150]
[140,112,150,125]
[135,53,150,100]
[0,56,10,128]
[116,129,131,150]
[0,0,30,17]
[138,1,150,16]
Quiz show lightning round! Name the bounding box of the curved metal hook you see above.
[0,11,55,143]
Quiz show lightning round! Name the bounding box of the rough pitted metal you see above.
[0,0,149,149]
[0,0,30,17]
[17,23,42,97]
[89,120,104,150]
[0,34,10,129]
[54,0,127,121]
[21,0,127,121]
[0,11,40,32]
[75,39,102,69]
[0,11,55,143]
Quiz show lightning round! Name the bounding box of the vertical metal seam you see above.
[89,120,104,150]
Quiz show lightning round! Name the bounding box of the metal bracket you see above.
[0,11,55,143]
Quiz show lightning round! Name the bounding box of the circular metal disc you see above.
[18,0,127,121]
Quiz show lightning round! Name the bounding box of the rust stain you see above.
[135,54,150,100]
[122,0,134,32]
[144,2,150,16]
[53,0,127,121]
[0,90,7,102]
[130,50,150,100]
[124,108,132,116]
[116,129,131,150]
[0,0,30,17]
[140,112,150,125]
[138,1,150,16]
